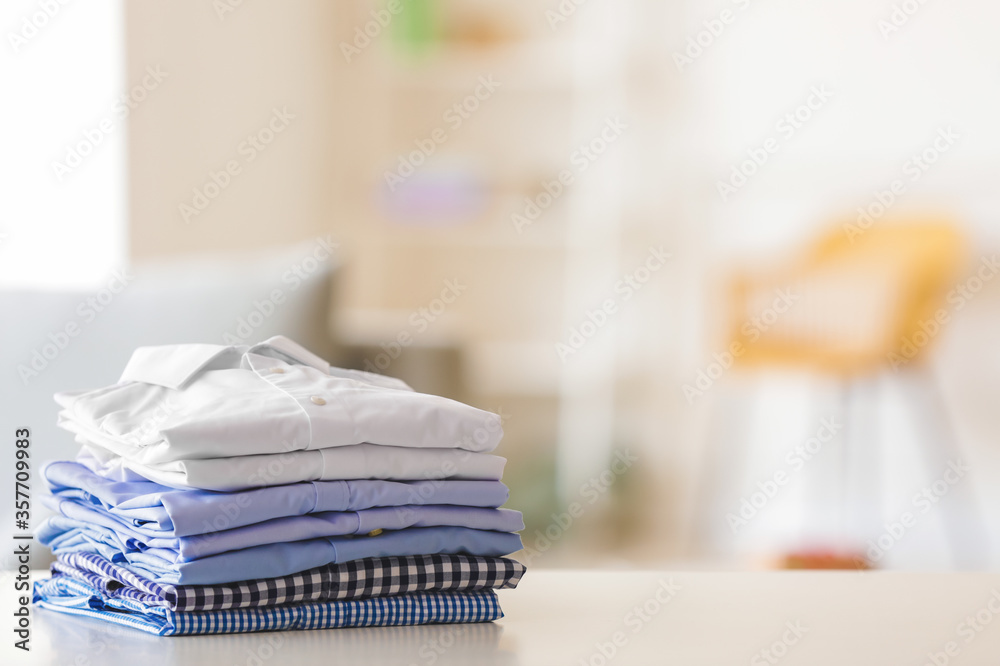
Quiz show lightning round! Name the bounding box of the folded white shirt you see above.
[55,336,504,466]
[76,440,506,491]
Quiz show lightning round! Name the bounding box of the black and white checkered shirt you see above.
[52,551,525,612]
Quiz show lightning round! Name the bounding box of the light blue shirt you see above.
[44,461,512,536]
[40,495,524,561]
[39,520,523,584]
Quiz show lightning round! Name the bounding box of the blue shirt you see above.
[40,495,524,560]
[40,521,523,584]
[44,460,512,535]
[34,574,503,636]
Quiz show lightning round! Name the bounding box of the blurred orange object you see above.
[779,549,873,571]
[727,220,966,375]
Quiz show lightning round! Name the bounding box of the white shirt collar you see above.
[118,335,330,389]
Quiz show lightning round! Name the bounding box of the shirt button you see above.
[270,368,285,374]
[310,396,326,405]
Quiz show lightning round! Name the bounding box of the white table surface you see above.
[5,569,1000,665]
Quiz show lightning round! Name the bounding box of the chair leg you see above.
[900,364,990,570]
[801,378,850,548]
[843,374,882,559]
[837,379,852,546]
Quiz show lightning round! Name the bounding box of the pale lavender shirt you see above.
[44,461,512,536]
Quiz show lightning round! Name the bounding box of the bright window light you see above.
[0,0,126,290]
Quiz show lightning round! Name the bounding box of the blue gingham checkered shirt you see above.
[34,575,503,636]
[50,551,524,612]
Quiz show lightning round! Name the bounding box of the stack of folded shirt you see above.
[34,335,524,635]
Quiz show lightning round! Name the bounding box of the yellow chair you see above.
[701,219,985,569]
[728,221,965,375]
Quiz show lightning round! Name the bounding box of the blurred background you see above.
[3,0,1000,572]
